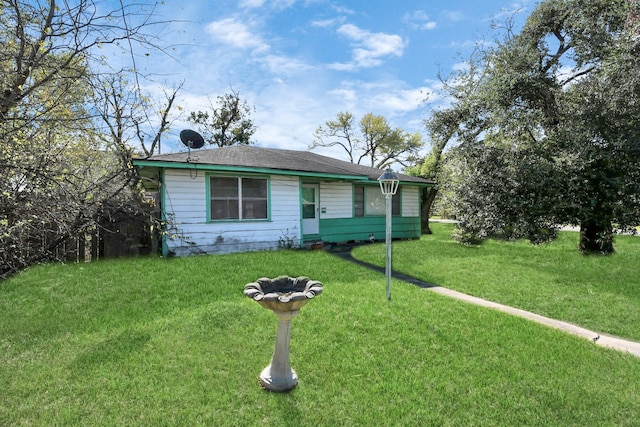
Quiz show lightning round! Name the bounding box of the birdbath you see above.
[244,276,323,392]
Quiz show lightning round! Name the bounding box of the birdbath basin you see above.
[244,276,323,392]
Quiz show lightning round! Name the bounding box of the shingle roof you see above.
[141,145,433,185]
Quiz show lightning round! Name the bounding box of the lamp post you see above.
[378,169,399,301]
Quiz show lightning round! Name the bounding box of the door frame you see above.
[301,183,320,237]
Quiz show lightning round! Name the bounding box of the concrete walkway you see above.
[330,245,640,358]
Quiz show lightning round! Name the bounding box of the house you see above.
[133,145,433,256]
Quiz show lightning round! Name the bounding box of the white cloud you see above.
[205,18,270,52]
[239,0,296,9]
[452,61,471,72]
[422,21,437,30]
[331,5,356,15]
[327,62,356,72]
[251,82,328,151]
[311,17,345,28]
[239,0,265,8]
[331,24,406,69]
[403,11,437,31]
[370,87,432,112]
[261,54,315,75]
[327,88,357,105]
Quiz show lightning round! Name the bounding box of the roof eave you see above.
[133,159,370,182]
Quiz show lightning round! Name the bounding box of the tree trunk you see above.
[421,187,438,234]
[579,221,614,254]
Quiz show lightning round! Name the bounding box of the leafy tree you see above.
[0,0,177,278]
[434,0,640,253]
[187,90,256,147]
[311,111,423,169]
[407,107,469,233]
[428,150,462,220]
[407,53,488,233]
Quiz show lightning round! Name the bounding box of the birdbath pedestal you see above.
[244,276,323,392]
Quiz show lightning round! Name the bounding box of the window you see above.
[354,186,365,217]
[354,185,400,217]
[301,187,316,219]
[210,176,268,220]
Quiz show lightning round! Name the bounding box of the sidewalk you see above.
[330,245,640,358]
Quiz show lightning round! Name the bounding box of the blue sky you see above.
[127,0,532,159]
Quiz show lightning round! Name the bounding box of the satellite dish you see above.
[180,129,205,149]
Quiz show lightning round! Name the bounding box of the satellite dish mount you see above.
[179,129,205,162]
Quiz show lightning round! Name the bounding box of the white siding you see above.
[162,170,301,255]
[319,182,353,219]
[163,169,208,223]
[402,186,420,217]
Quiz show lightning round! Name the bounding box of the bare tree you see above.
[0,0,178,278]
[91,73,183,159]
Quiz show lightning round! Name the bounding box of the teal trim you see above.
[160,168,168,258]
[318,216,420,243]
[134,160,368,182]
[302,234,321,241]
[204,170,270,179]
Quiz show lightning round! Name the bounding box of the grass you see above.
[353,222,640,341]
[1,244,639,426]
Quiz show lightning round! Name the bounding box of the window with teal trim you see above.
[354,185,400,217]
[210,176,267,220]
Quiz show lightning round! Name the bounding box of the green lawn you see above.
[1,243,640,426]
[353,222,640,342]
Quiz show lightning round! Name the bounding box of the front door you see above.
[301,184,319,235]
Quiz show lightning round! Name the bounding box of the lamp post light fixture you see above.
[378,169,399,301]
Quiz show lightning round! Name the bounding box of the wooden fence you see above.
[45,213,157,263]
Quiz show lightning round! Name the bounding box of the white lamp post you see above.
[378,169,399,301]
